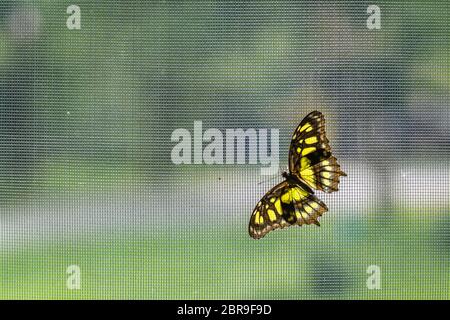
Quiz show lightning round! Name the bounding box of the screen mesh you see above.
[0,1,449,299]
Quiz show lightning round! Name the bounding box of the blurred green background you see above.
[0,1,449,299]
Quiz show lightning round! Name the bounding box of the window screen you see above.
[0,1,449,299]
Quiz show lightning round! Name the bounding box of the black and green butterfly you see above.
[249,111,347,239]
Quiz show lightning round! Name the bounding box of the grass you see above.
[1,210,449,299]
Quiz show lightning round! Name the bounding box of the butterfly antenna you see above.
[278,165,288,176]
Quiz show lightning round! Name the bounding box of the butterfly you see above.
[249,111,347,239]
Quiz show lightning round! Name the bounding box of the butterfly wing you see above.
[288,111,346,193]
[249,181,328,239]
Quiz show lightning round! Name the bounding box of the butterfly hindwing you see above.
[299,155,346,192]
[249,181,328,239]
[289,111,346,193]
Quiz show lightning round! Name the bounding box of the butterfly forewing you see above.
[249,181,328,239]
[288,111,347,193]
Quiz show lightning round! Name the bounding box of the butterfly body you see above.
[249,111,346,239]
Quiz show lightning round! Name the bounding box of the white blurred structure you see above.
[8,6,42,41]
[393,162,450,208]
[0,161,449,251]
